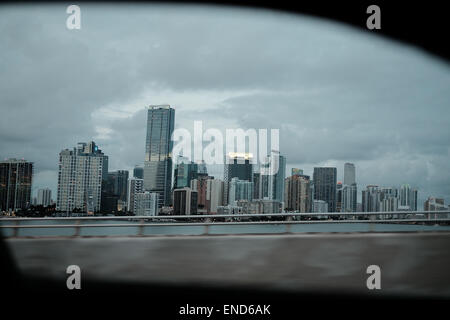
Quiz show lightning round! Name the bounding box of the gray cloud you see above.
[0,4,449,206]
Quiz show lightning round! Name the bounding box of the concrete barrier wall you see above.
[6,233,450,297]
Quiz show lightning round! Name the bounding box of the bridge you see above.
[1,211,450,298]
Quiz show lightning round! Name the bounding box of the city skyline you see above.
[1,5,449,207]
[0,112,441,209]
[0,137,429,211]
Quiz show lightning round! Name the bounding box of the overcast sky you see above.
[1,4,449,207]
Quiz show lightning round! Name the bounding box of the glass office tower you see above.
[174,156,198,189]
[133,165,144,179]
[144,105,175,208]
[313,167,337,213]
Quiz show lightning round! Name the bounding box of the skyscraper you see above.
[261,151,286,202]
[399,184,418,211]
[174,156,198,189]
[399,184,410,207]
[336,182,343,212]
[133,165,144,179]
[260,151,286,203]
[0,158,33,212]
[57,141,108,214]
[313,200,328,213]
[342,183,357,212]
[101,173,119,214]
[224,152,253,183]
[144,105,175,208]
[362,185,380,212]
[313,167,337,212]
[190,173,213,211]
[343,163,356,185]
[37,188,52,207]
[379,187,398,212]
[127,177,144,213]
[134,191,159,216]
[107,170,129,202]
[410,189,418,211]
[206,178,224,214]
[228,177,254,205]
[253,172,261,200]
[284,174,311,212]
[173,187,198,215]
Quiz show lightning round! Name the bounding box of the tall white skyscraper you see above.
[343,163,356,185]
[56,141,108,214]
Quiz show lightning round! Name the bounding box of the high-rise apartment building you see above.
[127,177,144,213]
[380,195,399,212]
[235,199,282,214]
[57,141,108,214]
[400,184,418,211]
[313,167,337,212]
[362,185,380,212]
[144,105,175,208]
[134,191,159,216]
[37,188,52,207]
[378,187,398,212]
[0,158,33,212]
[190,174,213,211]
[313,200,328,213]
[361,185,417,213]
[284,174,311,212]
[342,183,357,212]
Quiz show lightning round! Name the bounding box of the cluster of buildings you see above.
[1,105,449,217]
